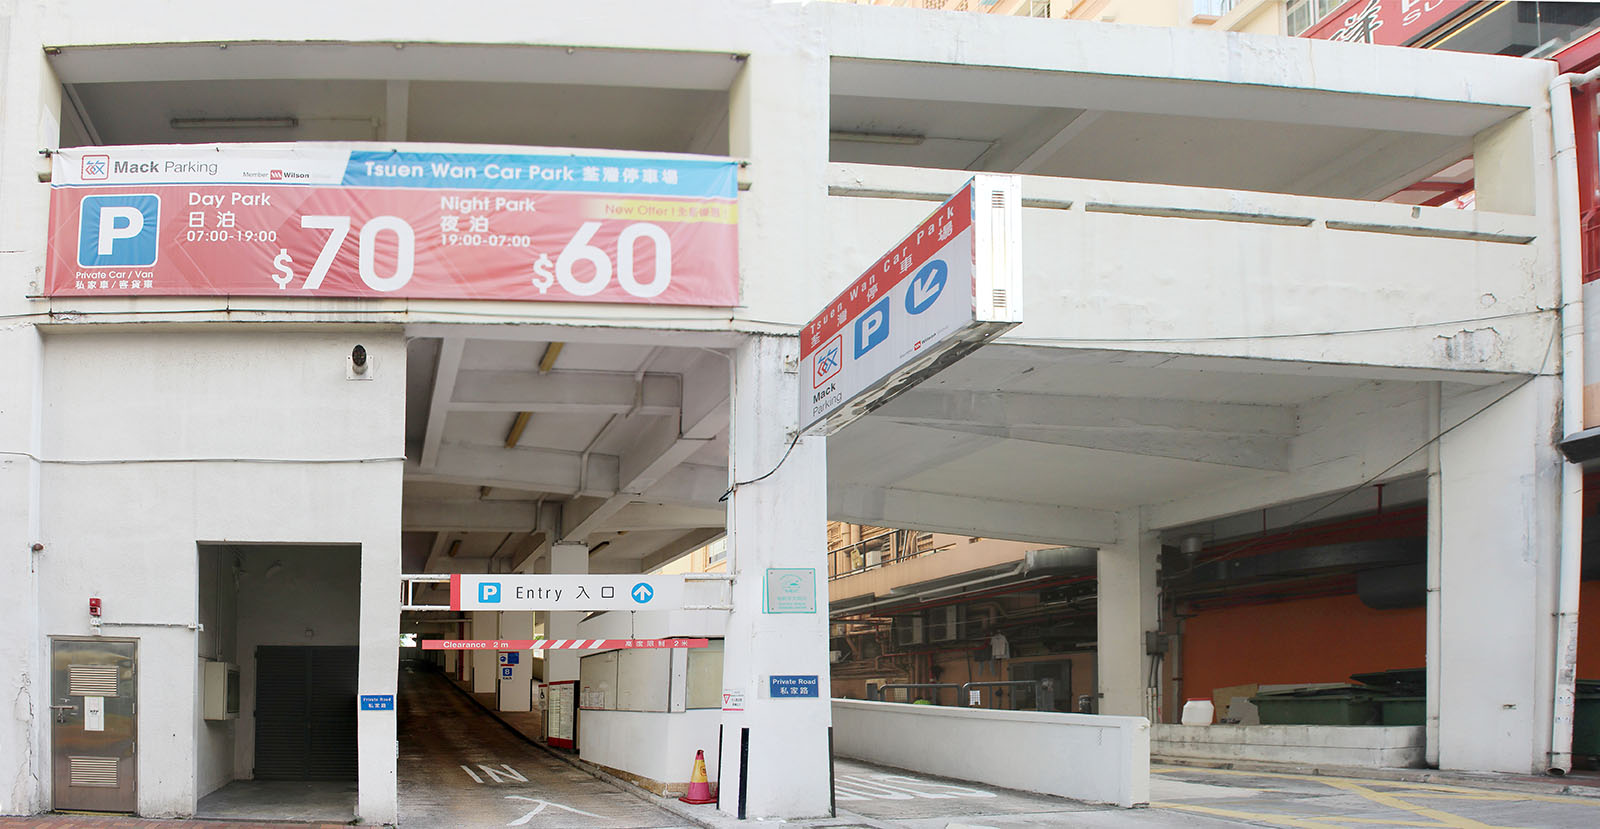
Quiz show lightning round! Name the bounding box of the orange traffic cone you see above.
[679,749,716,805]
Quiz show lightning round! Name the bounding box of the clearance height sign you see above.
[47,144,739,304]
[799,175,1023,435]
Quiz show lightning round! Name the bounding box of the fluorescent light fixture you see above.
[830,130,925,146]
[170,116,298,130]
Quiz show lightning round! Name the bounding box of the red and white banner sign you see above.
[47,144,739,305]
[797,175,1022,435]
[1301,0,1464,46]
[421,638,709,650]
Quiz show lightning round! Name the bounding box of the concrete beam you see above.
[829,484,1119,547]
[450,370,680,416]
[608,502,726,532]
[402,498,538,532]
[891,422,1289,471]
[620,415,715,493]
[421,532,455,574]
[643,462,730,507]
[560,495,635,544]
[878,388,1296,436]
[404,443,620,497]
[1014,110,1103,175]
[419,337,465,469]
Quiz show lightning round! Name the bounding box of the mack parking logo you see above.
[814,336,842,388]
[81,155,110,180]
[479,582,502,603]
[78,194,160,268]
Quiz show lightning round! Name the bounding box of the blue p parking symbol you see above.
[479,582,502,604]
[78,194,160,268]
[854,298,890,358]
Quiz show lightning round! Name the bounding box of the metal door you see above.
[50,637,137,813]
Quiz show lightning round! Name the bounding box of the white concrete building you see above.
[0,0,1577,822]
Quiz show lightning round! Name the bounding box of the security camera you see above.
[347,344,373,380]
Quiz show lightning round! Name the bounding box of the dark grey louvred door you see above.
[254,646,358,780]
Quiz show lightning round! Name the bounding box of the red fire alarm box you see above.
[88,597,102,617]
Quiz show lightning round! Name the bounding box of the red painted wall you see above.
[1182,592,1425,705]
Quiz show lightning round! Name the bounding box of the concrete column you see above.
[546,542,587,683]
[357,520,403,825]
[498,612,535,712]
[1436,377,1562,773]
[470,611,498,694]
[1097,510,1160,719]
[0,11,60,813]
[717,335,831,820]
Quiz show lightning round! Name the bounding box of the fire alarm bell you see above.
[88,597,102,617]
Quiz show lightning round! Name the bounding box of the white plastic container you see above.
[1180,698,1215,725]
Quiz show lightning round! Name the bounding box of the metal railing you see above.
[961,680,1054,712]
[870,679,1057,712]
[827,529,949,580]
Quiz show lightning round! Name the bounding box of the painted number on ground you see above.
[832,773,996,801]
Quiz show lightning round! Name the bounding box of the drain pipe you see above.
[1547,66,1596,776]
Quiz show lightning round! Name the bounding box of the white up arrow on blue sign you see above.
[631,582,654,603]
[905,259,947,315]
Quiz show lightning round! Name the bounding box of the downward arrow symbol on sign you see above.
[905,259,947,315]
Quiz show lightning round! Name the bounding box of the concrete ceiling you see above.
[825,344,1446,544]
[401,333,731,577]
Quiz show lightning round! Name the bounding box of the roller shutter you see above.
[253,646,358,780]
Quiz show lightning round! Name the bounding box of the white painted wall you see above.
[35,330,403,820]
[825,165,1555,377]
[0,3,56,813]
[832,700,1150,808]
[497,612,534,712]
[574,609,727,789]
[0,0,1571,816]
[1437,377,1562,773]
[470,612,498,694]
[719,336,832,820]
[1153,724,1425,769]
[579,710,722,792]
[194,546,238,798]
[1098,511,1159,718]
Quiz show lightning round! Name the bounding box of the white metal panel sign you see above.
[798,175,1022,435]
[449,574,685,611]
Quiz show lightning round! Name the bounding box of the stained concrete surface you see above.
[18,673,1600,828]
[195,781,355,822]
[398,667,690,828]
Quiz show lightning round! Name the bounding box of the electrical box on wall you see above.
[203,660,240,721]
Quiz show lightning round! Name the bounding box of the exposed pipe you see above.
[1425,382,1443,767]
[1547,66,1596,775]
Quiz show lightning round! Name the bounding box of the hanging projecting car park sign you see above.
[798,174,1023,435]
[46,144,738,304]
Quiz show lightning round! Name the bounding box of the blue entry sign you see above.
[499,652,520,665]
[359,694,395,711]
[770,675,819,698]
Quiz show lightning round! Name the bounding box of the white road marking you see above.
[481,763,527,783]
[833,772,997,801]
[462,762,526,784]
[504,795,603,825]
